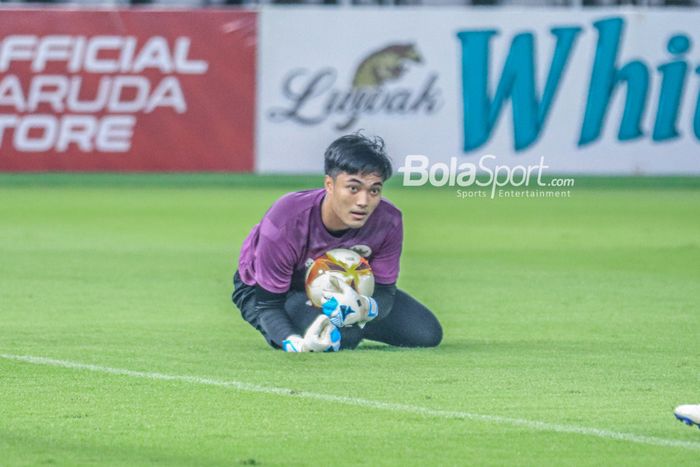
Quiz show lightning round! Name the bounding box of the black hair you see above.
[324,133,393,181]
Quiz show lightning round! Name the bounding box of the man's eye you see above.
[349,186,359,193]
[370,188,381,195]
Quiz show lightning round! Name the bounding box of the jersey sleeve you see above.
[369,215,403,285]
[253,217,300,294]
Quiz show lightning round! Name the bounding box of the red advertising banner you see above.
[0,9,256,171]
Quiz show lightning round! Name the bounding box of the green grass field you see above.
[1,174,699,466]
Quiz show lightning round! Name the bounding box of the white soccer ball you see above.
[305,248,375,307]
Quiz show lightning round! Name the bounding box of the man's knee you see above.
[390,289,442,347]
[405,317,442,348]
[419,320,443,347]
[399,299,443,348]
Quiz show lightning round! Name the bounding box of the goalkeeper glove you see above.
[282,314,341,352]
[321,276,378,328]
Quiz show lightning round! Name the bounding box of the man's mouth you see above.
[350,211,367,221]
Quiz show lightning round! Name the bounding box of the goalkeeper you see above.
[231,133,442,352]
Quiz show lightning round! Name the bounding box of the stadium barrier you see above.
[0,9,256,171]
[1,8,699,174]
[258,9,700,174]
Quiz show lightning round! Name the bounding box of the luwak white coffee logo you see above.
[267,43,443,130]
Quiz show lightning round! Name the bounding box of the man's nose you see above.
[356,191,368,207]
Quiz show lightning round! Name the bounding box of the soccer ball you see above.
[305,248,375,308]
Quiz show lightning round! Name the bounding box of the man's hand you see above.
[282,315,341,352]
[321,276,378,328]
[281,334,306,352]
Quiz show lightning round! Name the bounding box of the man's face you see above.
[323,172,384,230]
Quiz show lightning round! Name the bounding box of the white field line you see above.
[2,353,699,451]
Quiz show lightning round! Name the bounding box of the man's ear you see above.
[324,175,334,194]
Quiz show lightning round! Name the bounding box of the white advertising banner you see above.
[258,8,700,174]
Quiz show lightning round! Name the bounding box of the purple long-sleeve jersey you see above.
[238,188,403,293]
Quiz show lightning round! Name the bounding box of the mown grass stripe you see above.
[3,353,699,452]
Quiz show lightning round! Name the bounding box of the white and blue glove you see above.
[282,314,341,353]
[321,276,378,329]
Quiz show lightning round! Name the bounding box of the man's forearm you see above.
[373,283,397,321]
[255,285,297,347]
[258,310,298,348]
